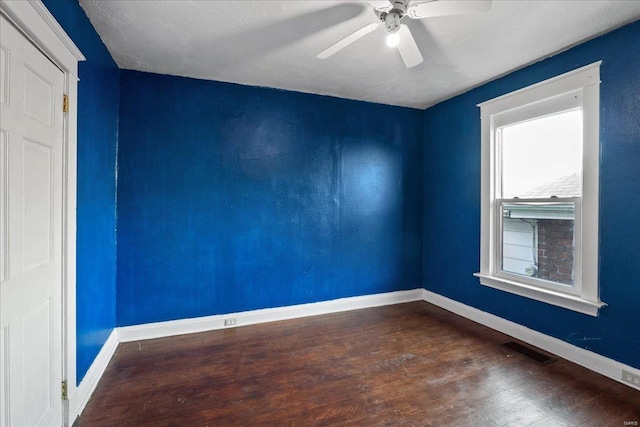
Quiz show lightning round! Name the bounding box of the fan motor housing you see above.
[379,0,408,33]
[384,12,401,32]
[389,0,409,14]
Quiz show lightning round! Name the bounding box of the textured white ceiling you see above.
[79,0,640,109]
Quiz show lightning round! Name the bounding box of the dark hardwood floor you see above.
[74,302,640,426]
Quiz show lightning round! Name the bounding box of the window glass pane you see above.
[500,109,582,199]
[501,201,575,286]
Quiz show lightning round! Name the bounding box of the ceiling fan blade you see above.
[367,0,392,10]
[397,25,423,68]
[317,22,380,59]
[408,0,492,19]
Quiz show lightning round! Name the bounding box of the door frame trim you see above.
[0,1,83,425]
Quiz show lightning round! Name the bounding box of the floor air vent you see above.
[502,341,555,365]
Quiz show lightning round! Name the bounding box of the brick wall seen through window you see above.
[537,219,574,285]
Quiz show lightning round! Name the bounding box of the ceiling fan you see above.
[317,0,492,68]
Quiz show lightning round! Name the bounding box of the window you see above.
[475,62,605,316]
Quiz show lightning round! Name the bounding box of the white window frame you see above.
[475,62,606,316]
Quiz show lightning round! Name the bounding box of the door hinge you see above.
[63,94,69,113]
[61,380,68,400]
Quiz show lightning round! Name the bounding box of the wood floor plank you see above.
[74,302,640,426]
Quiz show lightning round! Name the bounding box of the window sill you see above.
[474,273,606,317]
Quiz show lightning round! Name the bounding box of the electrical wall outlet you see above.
[224,318,237,327]
[622,369,640,388]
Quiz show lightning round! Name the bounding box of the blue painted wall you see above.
[116,71,423,326]
[423,20,640,369]
[42,0,640,384]
[42,0,120,383]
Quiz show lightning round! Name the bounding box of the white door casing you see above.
[1,12,65,426]
[0,1,83,425]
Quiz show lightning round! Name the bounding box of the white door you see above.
[1,12,65,427]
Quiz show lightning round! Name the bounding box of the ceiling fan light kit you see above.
[386,31,400,47]
[383,4,402,47]
[317,0,492,68]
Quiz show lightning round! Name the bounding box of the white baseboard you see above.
[70,286,639,422]
[68,329,119,423]
[421,289,640,392]
[118,289,425,342]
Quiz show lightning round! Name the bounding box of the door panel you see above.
[22,299,54,427]
[0,12,64,427]
[22,139,53,271]
[1,325,9,427]
[23,65,55,127]
[0,129,7,283]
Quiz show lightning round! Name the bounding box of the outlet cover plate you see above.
[622,369,640,388]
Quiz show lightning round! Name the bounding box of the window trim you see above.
[475,61,606,317]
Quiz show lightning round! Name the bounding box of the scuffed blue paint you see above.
[116,71,423,326]
[423,20,640,370]
[42,0,119,383]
